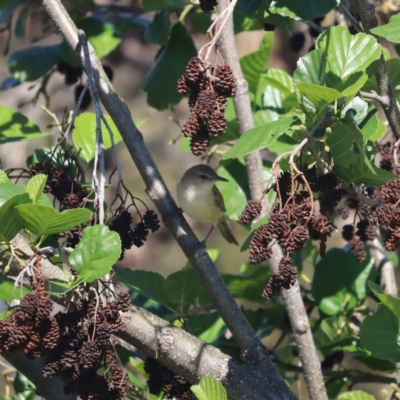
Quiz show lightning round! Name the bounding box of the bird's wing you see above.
[212,185,226,212]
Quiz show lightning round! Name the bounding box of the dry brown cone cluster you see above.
[240,168,343,300]
[177,57,237,156]
[0,259,134,400]
[342,177,400,258]
[144,357,192,400]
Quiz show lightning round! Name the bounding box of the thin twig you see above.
[337,3,363,32]
[79,31,105,225]
[359,90,390,107]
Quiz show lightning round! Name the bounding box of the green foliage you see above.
[191,377,227,400]
[0,105,52,144]
[72,112,147,164]
[77,16,121,58]
[338,391,375,400]
[240,33,274,95]
[69,225,121,283]
[312,249,375,316]
[360,304,400,362]
[14,205,92,236]
[370,13,400,43]
[222,116,297,160]
[143,22,197,110]
[26,174,47,204]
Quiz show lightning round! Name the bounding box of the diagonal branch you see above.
[355,0,400,140]
[40,0,293,398]
[216,1,327,399]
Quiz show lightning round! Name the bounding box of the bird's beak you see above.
[215,175,229,182]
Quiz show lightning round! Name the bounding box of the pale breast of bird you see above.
[177,180,222,224]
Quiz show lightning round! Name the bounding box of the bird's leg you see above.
[199,225,215,247]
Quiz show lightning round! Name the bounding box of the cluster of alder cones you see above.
[240,169,344,300]
[177,57,237,156]
[0,255,133,400]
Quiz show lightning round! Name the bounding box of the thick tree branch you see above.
[1,242,277,399]
[355,0,400,140]
[40,0,292,398]
[119,307,277,400]
[216,2,327,399]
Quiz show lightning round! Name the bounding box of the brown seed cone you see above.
[311,214,333,235]
[239,200,263,224]
[249,224,273,264]
[185,57,203,85]
[381,178,400,204]
[177,75,188,95]
[214,65,237,97]
[194,90,218,120]
[207,111,227,138]
[182,113,200,137]
[349,237,367,263]
[42,317,61,350]
[190,135,209,156]
[279,225,309,253]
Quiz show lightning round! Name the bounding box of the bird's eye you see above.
[200,174,207,179]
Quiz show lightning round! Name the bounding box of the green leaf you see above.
[313,315,354,348]
[362,58,400,101]
[354,354,396,372]
[296,83,342,109]
[312,249,375,316]
[360,304,400,362]
[144,7,171,45]
[73,112,147,164]
[257,5,294,34]
[162,269,202,312]
[368,281,400,320]
[0,183,51,208]
[334,153,397,186]
[0,193,31,242]
[326,378,347,400]
[236,0,262,14]
[198,316,226,343]
[256,69,295,110]
[240,32,274,95]
[370,13,400,43]
[69,225,121,282]
[14,204,92,236]
[223,267,272,302]
[359,106,386,142]
[294,27,381,101]
[316,26,381,92]
[264,0,339,21]
[7,43,64,82]
[191,377,227,400]
[222,117,296,160]
[114,269,167,306]
[338,391,375,400]
[0,170,10,185]
[294,49,326,85]
[143,22,197,110]
[77,16,121,58]
[26,174,47,204]
[0,105,52,144]
[326,120,365,168]
[215,160,251,220]
[0,281,30,302]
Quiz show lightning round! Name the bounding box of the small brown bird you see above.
[177,164,239,245]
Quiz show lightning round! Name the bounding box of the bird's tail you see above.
[217,216,239,246]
